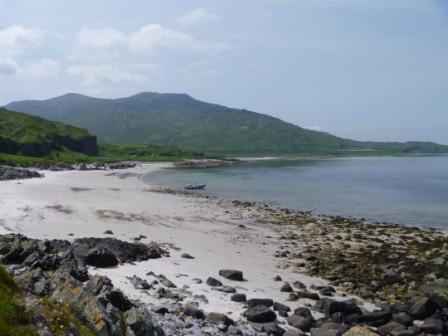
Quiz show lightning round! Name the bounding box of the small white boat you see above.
[184,183,206,190]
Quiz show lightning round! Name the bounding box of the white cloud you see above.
[0,25,43,58]
[177,8,219,27]
[66,63,157,86]
[18,59,60,78]
[76,24,229,57]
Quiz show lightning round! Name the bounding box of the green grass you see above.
[0,143,204,167]
[0,266,35,336]
[0,108,88,144]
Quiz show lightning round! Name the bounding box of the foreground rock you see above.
[0,234,162,336]
[219,269,244,281]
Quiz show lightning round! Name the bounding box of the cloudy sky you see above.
[1,0,447,143]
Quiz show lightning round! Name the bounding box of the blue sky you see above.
[0,0,447,143]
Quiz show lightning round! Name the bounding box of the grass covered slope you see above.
[0,107,203,166]
[7,92,448,156]
[0,266,34,335]
[0,108,98,157]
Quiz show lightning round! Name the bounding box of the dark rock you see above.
[124,307,156,336]
[206,312,235,326]
[181,253,194,259]
[231,293,247,303]
[105,289,134,312]
[0,166,43,181]
[103,230,113,235]
[293,281,306,289]
[219,269,244,281]
[247,298,274,308]
[408,296,437,319]
[152,306,169,315]
[294,307,313,320]
[318,322,348,335]
[357,310,392,326]
[206,277,223,287]
[128,275,152,290]
[287,314,313,332]
[183,304,205,319]
[281,282,294,292]
[84,248,118,267]
[273,302,291,313]
[211,285,236,293]
[421,318,445,334]
[244,305,277,323]
[297,291,320,301]
[392,312,413,326]
[250,321,285,336]
[378,321,406,335]
[274,275,283,281]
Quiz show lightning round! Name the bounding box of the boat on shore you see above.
[184,183,206,190]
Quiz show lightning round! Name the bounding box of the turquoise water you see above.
[144,156,448,229]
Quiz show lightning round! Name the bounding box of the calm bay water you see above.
[144,156,448,229]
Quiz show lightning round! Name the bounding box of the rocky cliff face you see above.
[0,135,99,157]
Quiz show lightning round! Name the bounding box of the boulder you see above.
[408,296,437,319]
[287,315,313,332]
[206,277,223,287]
[421,318,445,334]
[128,276,152,290]
[293,281,306,289]
[281,282,294,292]
[250,321,286,336]
[219,269,244,281]
[183,303,205,319]
[247,298,274,308]
[231,293,247,303]
[244,305,277,323]
[206,312,235,326]
[273,302,291,313]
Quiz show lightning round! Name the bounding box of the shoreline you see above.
[1,162,448,335]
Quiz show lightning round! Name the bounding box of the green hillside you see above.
[0,108,98,157]
[6,92,448,156]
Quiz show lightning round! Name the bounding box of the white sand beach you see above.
[0,163,371,321]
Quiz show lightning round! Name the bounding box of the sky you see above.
[0,0,447,144]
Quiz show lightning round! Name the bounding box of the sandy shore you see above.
[0,163,373,322]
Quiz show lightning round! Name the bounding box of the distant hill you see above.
[0,107,98,157]
[7,92,448,156]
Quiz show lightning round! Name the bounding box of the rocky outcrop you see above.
[0,166,43,181]
[0,134,98,157]
[0,234,165,336]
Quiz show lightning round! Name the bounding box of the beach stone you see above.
[273,302,291,313]
[152,306,169,315]
[181,253,194,259]
[421,318,445,334]
[128,275,151,290]
[211,285,236,293]
[281,282,293,292]
[342,326,379,336]
[293,280,306,289]
[84,248,118,267]
[206,312,235,326]
[297,291,320,301]
[358,310,392,326]
[318,322,349,335]
[274,275,282,281]
[310,329,339,336]
[244,305,277,323]
[250,321,285,336]
[408,296,437,319]
[219,269,244,281]
[378,321,406,335]
[231,293,247,303]
[287,315,313,332]
[206,277,223,287]
[392,312,413,326]
[183,304,205,319]
[103,230,113,235]
[294,307,313,320]
[247,298,274,308]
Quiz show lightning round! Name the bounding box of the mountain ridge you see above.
[6,92,448,156]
